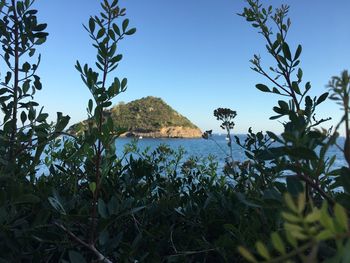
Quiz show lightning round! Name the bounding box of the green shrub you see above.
[1,0,350,262]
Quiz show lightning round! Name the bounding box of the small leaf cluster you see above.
[239,193,350,263]
[214,107,237,130]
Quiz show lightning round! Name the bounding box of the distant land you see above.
[69,96,202,138]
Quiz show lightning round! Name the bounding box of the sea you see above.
[115,134,347,170]
[37,134,346,176]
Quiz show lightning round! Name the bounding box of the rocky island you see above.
[69,96,202,138]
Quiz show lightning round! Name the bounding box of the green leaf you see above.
[320,202,334,231]
[34,32,49,38]
[305,81,311,91]
[316,229,333,241]
[305,209,320,223]
[35,37,47,45]
[122,19,129,32]
[334,203,348,231]
[111,0,118,8]
[266,131,283,143]
[5,72,11,84]
[55,113,70,132]
[108,28,116,40]
[23,80,30,94]
[108,43,117,57]
[33,75,42,90]
[98,198,108,218]
[110,54,122,64]
[88,99,93,113]
[75,61,82,72]
[291,81,301,95]
[284,193,298,213]
[36,113,48,122]
[33,23,47,31]
[294,44,302,60]
[99,229,109,246]
[289,229,308,240]
[271,232,286,254]
[20,111,27,124]
[236,192,261,208]
[256,84,270,92]
[0,88,8,96]
[238,246,257,263]
[282,42,292,61]
[130,205,146,214]
[316,92,329,105]
[297,193,306,213]
[289,147,318,160]
[28,108,36,121]
[69,251,87,263]
[273,106,286,115]
[278,100,289,110]
[48,197,66,215]
[113,23,121,36]
[282,212,301,223]
[89,17,95,33]
[96,28,105,39]
[89,182,96,194]
[125,28,136,35]
[22,62,31,72]
[256,241,270,260]
[285,231,297,247]
[121,78,127,91]
[297,68,303,81]
[270,114,283,120]
[272,87,280,94]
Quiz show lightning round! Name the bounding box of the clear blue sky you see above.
[30,0,350,135]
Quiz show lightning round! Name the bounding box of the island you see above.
[69,96,202,138]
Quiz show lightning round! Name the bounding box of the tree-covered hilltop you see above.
[70,96,202,137]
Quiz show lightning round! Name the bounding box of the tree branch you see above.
[54,222,113,263]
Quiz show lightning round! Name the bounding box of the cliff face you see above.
[124,126,202,138]
[69,96,202,138]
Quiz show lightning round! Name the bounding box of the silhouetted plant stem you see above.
[55,222,113,263]
[296,173,335,206]
[9,0,19,164]
[328,71,350,167]
[256,14,300,113]
[344,95,350,167]
[226,127,233,161]
[90,8,111,245]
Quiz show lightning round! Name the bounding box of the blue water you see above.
[115,135,347,169]
[38,134,347,177]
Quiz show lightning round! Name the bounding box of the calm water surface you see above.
[115,135,347,169]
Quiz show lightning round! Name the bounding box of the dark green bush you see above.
[1,0,350,262]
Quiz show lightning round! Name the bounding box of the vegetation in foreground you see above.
[1,0,350,262]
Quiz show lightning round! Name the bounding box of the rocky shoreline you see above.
[122,126,202,138]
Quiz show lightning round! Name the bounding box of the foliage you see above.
[235,0,350,262]
[239,193,350,263]
[328,70,350,166]
[0,0,69,179]
[0,0,69,261]
[1,0,350,262]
